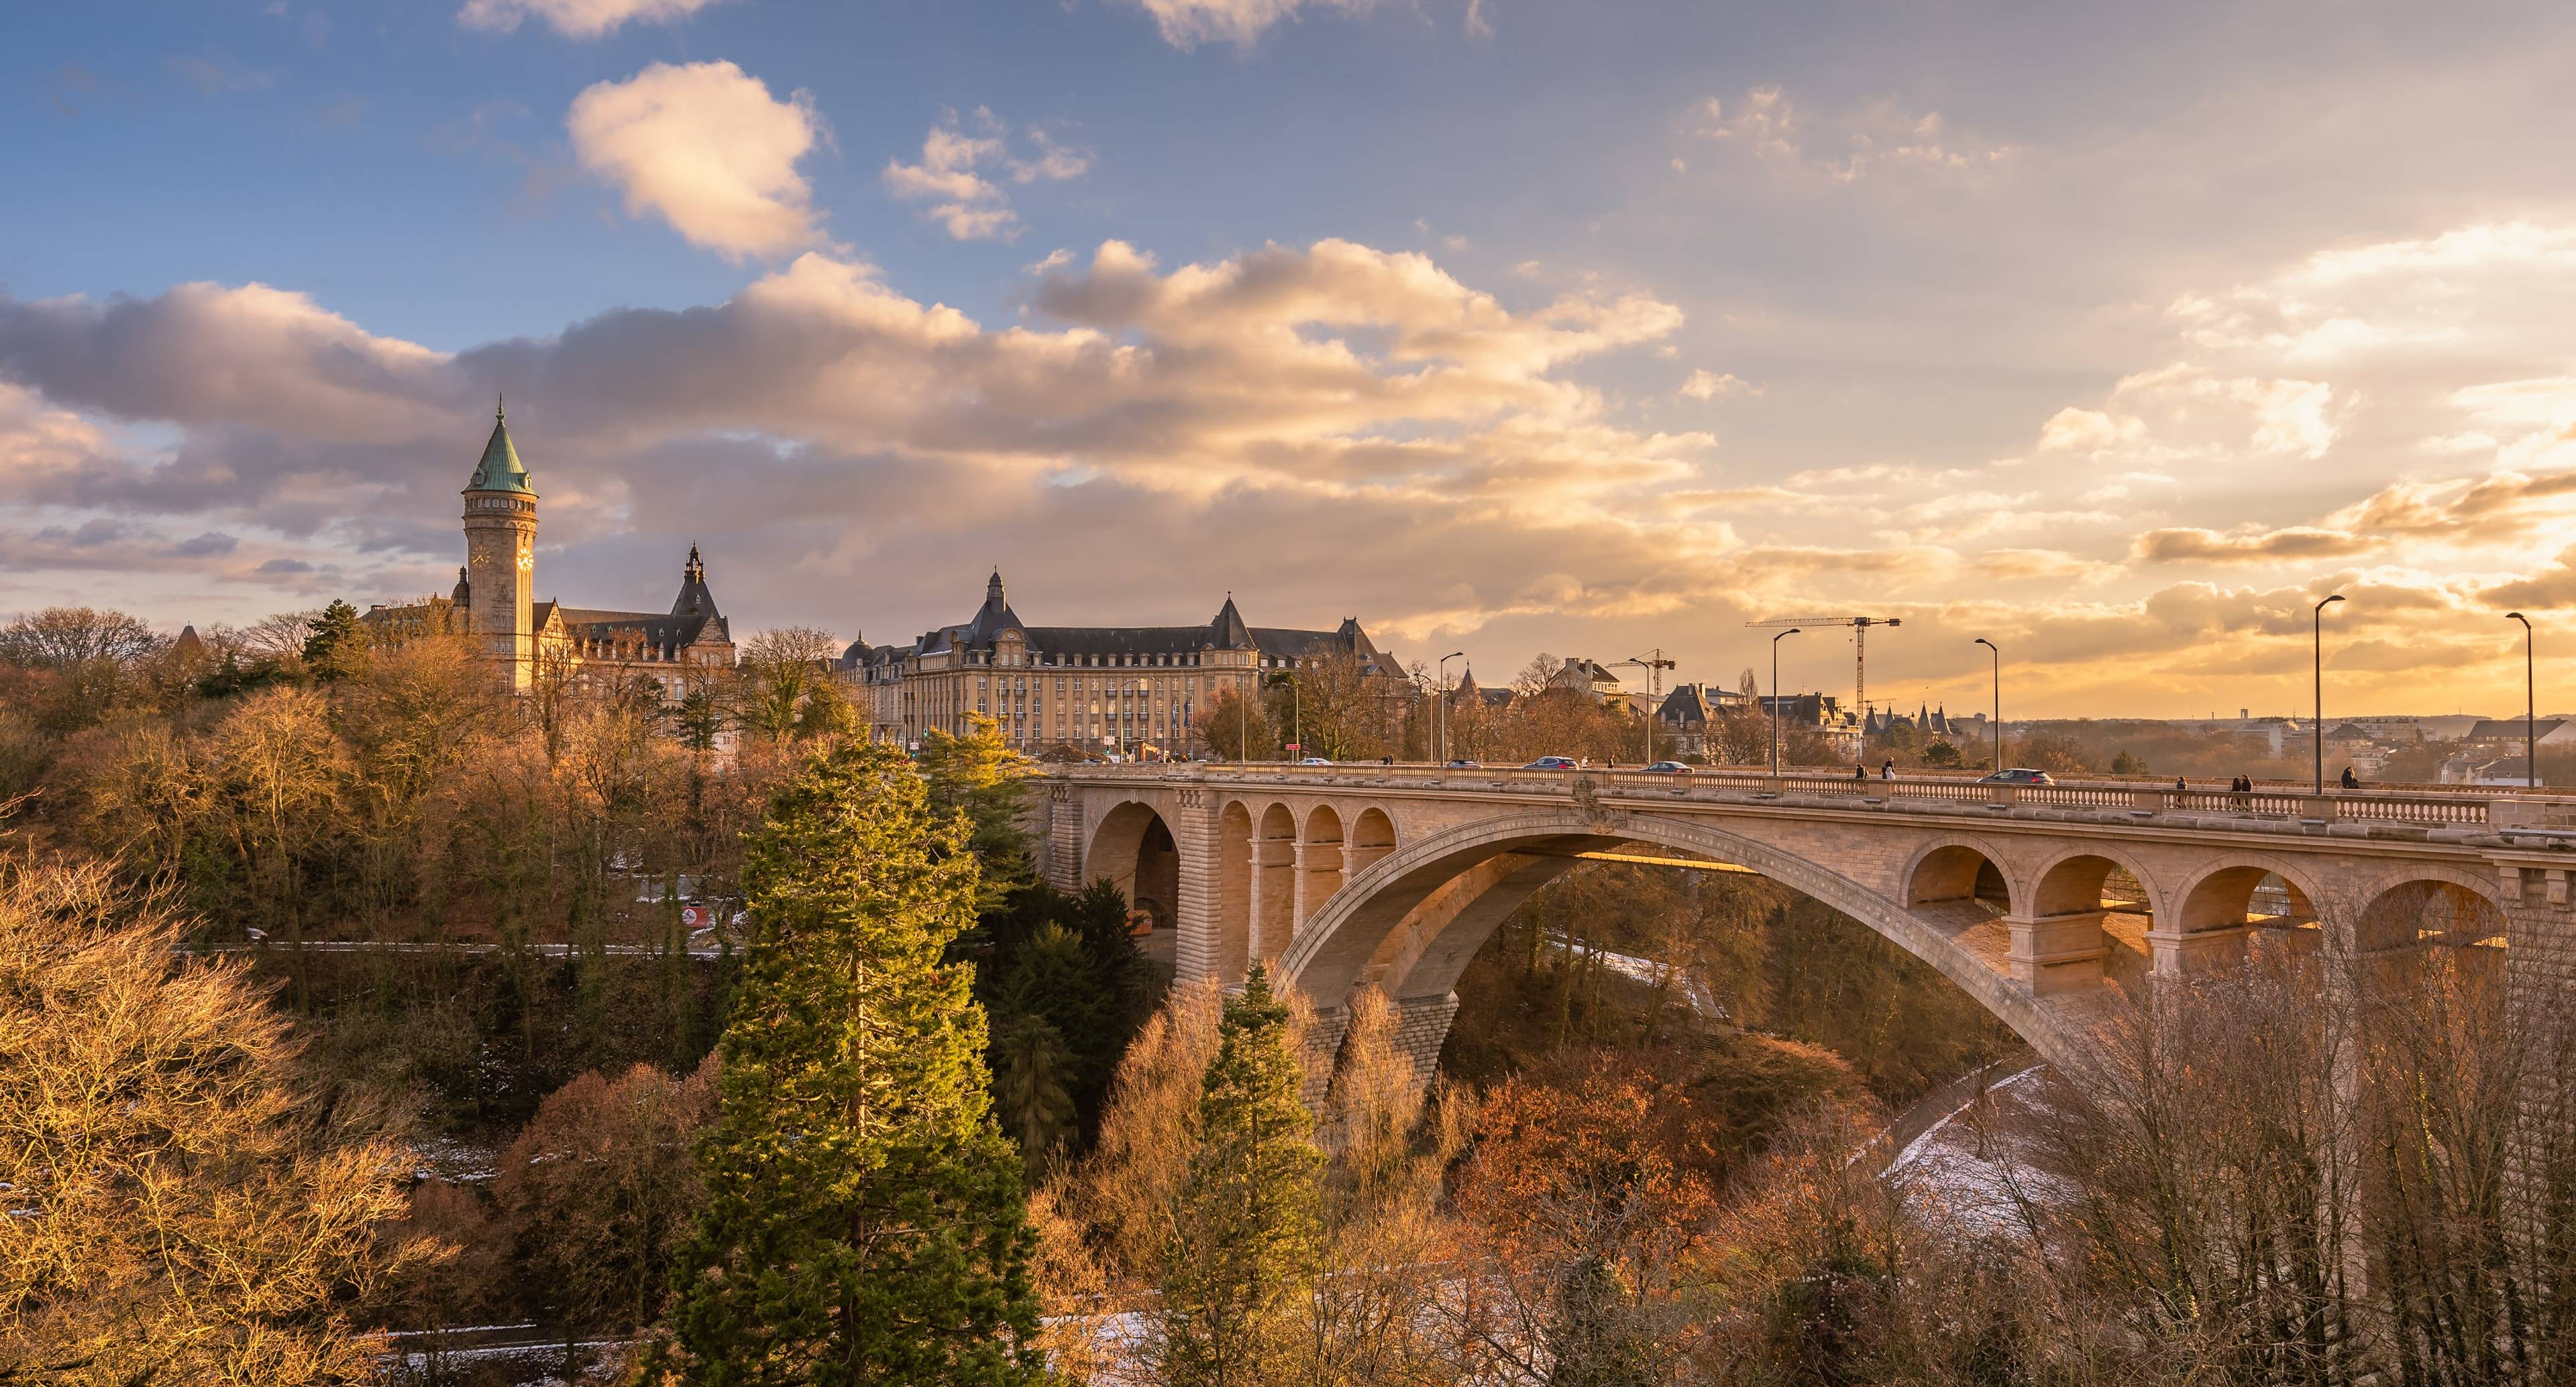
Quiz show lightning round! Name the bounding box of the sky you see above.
[9,0,2576,718]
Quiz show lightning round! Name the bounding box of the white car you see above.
[1298,757,1332,765]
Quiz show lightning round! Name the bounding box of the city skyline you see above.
[9,1,2576,717]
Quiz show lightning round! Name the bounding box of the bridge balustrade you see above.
[1070,760,2567,828]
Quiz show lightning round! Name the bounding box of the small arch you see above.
[1299,804,1347,932]
[2026,844,2162,920]
[1087,800,1178,932]
[1252,802,1299,963]
[1348,807,1397,879]
[2353,871,2506,953]
[1214,801,1254,983]
[1905,841,2014,916]
[2173,854,2333,935]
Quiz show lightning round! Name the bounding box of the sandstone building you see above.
[840,571,1399,755]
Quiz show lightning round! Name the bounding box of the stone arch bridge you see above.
[1043,764,2576,1088]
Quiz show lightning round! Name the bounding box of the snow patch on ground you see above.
[1887,1064,2080,1234]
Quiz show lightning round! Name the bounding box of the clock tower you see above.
[461,399,538,691]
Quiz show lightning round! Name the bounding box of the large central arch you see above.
[1274,807,2090,1066]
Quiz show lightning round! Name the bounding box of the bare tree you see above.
[0,858,418,1385]
[0,606,162,669]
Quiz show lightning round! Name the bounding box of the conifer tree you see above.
[1155,965,1324,1387]
[647,738,1042,1386]
[300,598,371,682]
[919,712,1034,912]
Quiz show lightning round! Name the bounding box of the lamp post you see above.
[1974,638,2000,771]
[2313,593,2345,795]
[1770,628,1802,776]
[1437,650,1465,763]
[1269,669,1301,760]
[2510,612,2536,789]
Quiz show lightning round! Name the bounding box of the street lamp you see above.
[1770,628,1802,776]
[1973,638,2000,771]
[1437,650,1466,764]
[2510,612,2536,789]
[1269,669,1302,761]
[2313,593,2345,794]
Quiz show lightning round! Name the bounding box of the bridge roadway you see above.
[1039,763,2576,1089]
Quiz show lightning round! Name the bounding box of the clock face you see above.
[515,548,533,572]
[470,551,492,568]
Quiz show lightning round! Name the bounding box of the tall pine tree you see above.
[918,712,1035,913]
[1155,965,1325,1386]
[648,738,1042,1386]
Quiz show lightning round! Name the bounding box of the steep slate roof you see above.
[1657,683,1718,727]
[541,548,732,653]
[853,573,1391,671]
[464,402,535,496]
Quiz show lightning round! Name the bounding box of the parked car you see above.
[1444,758,1482,769]
[1640,761,1692,774]
[1523,755,1580,770]
[1979,767,2056,785]
[1298,756,1333,765]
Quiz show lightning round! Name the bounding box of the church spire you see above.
[685,543,705,584]
[464,400,535,496]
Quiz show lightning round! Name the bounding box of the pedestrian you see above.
[1880,757,1896,781]
[2174,775,2187,791]
[1853,763,1866,781]
[2341,765,2360,789]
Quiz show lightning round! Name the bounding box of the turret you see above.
[461,398,537,690]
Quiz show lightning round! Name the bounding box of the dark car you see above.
[1640,761,1692,774]
[1979,767,2056,785]
[1523,755,1580,770]
[1445,758,1482,769]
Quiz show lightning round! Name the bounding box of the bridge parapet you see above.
[1046,761,2564,833]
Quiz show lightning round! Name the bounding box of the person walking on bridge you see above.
[2341,765,2360,790]
[1880,758,1896,780]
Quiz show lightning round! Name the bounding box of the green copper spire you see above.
[464,396,535,496]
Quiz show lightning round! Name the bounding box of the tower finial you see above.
[496,392,504,421]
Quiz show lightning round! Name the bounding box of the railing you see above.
[1047,759,2575,830]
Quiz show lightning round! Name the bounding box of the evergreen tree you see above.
[1155,965,1324,1387]
[918,712,1034,913]
[648,738,1042,1387]
[300,598,371,682]
[991,1012,1079,1178]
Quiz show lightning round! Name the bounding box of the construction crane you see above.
[1609,649,1678,763]
[1744,616,1901,719]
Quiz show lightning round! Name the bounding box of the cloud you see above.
[882,109,1091,242]
[458,0,723,39]
[2132,466,2576,565]
[1124,0,1374,51]
[567,61,829,261]
[2131,525,2374,565]
[1678,369,1754,400]
[0,238,1695,621]
[1692,87,2017,184]
[2036,406,2144,453]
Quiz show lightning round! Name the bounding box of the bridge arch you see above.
[1213,801,1254,981]
[1900,835,2021,916]
[2026,842,2165,922]
[2171,853,2332,933]
[1277,808,2087,1066]
[2351,866,2506,951]
[1087,799,1179,931]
